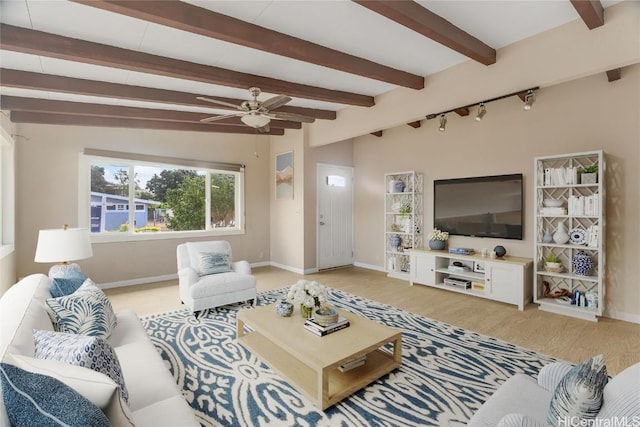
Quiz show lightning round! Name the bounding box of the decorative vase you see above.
[553,223,570,244]
[393,179,405,193]
[572,250,594,276]
[276,299,293,317]
[580,173,597,184]
[493,245,507,257]
[389,234,401,250]
[300,304,314,319]
[428,239,446,250]
[542,229,553,243]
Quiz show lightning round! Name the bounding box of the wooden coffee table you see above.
[236,304,402,410]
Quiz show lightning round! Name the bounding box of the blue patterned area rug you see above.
[141,288,556,427]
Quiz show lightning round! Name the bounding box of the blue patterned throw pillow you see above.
[0,362,111,427]
[547,355,608,426]
[198,251,231,275]
[50,269,88,297]
[45,279,117,339]
[33,329,129,404]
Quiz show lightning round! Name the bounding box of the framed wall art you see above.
[275,151,294,200]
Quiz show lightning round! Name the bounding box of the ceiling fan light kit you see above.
[198,87,315,131]
[241,113,271,128]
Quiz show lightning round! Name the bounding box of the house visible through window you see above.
[81,152,244,239]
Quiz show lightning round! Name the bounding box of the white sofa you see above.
[177,240,257,317]
[0,274,199,427]
[467,360,640,426]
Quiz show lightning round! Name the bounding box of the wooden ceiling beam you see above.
[570,0,604,30]
[71,0,424,90]
[9,111,285,135]
[454,107,470,117]
[371,130,383,137]
[353,0,496,66]
[0,24,374,107]
[0,69,336,120]
[0,95,302,129]
[407,121,421,128]
[606,68,621,82]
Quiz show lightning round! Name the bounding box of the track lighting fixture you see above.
[425,86,538,131]
[438,114,447,132]
[523,90,535,110]
[475,103,486,121]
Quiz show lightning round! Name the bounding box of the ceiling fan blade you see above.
[196,96,243,110]
[260,94,291,111]
[257,124,271,133]
[200,113,243,123]
[264,112,315,123]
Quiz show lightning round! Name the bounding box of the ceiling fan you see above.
[197,87,315,132]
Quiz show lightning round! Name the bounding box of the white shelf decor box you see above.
[533,150,605,322]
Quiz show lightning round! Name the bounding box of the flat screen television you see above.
[434,173,523,240]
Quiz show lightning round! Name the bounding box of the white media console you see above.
[410,249,533,311]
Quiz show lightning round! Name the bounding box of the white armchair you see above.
[177,241,257,318]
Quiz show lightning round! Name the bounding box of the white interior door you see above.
[317,164,353,270]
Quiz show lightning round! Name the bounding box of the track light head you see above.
[475,103,486,121]
[523,90,536,111]
[438,114,447,132]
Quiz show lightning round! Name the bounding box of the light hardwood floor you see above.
[104,266,639,375]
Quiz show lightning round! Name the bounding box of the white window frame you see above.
[79,151,245,243]
[0,127,15,259]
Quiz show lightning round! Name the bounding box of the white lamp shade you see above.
[34,228,93,263]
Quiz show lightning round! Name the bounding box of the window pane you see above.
[86,156,242,238]
[90,163,132,233]
[146,167,206,232]
[210,173,236,228]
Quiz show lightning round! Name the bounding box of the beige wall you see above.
[353,65,640,321]
[269,127,354,272]
[0,115,17,294]
[269,129,305,271]
[13,124,272,284]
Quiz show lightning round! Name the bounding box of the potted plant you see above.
[427,228,448,251]
[544,253,563,273]
[578,165,598,184]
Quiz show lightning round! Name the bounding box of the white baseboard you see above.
[268,261,318,275]
[353,261,386,273]
[604,309,640,324]
[99,273,178,290]
[251,261,271,268]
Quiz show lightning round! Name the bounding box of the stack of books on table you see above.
[304,316,350,336]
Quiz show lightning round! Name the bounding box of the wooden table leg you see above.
[237,317,245,338]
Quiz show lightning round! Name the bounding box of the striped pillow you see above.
[547,355,608,426]
[198,251,231,276]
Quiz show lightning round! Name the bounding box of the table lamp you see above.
[34,225,93,279]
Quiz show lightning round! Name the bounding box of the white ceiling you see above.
[0,0,625,123]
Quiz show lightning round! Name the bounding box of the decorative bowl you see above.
[543,199,563,207]
[313,307,339,326]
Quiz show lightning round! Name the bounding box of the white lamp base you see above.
[48,263,81,279]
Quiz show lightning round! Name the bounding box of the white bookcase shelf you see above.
[533,150,605,322]
[384,171,423,280]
